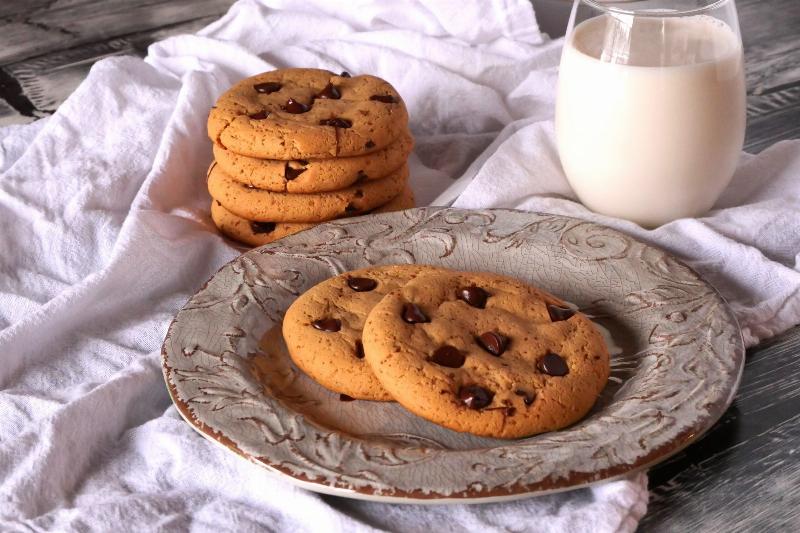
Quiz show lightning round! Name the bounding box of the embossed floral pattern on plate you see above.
[161,208,744,503]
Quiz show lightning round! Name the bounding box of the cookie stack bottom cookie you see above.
[211,185,415,246]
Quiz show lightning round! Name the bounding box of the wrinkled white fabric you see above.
[5,0,796,530]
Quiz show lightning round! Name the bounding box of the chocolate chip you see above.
[312,318,341,332]
[505,407,516,416]
[547,303,575,322]
[537,352,569,376]
[339,393,355,402]
[215,200,222,206]
[242,183,257,189]
[316,82,341,99]
[370,94,398,103]
[344,203,359,214]
[250,221,276,234]
[319,118,352,128]
[514,389,535,406]
[477,332,508,356]
[355,340,364,359]
[428,345,465,368]
[458,286,489,309]
[284,97,310,114]
[340,71,351,78]
[364,140,376,149]
[347,277,377,292]
[402,303,429,323]
[248,110,270,120]
[355,170,368,182]
[254,82,282,94]
[354,189,364,198]
[285,163,307,180]
[458,385,493,409]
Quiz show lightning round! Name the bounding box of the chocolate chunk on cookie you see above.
[282,265,442,401]
[362,270,610,439]
[207,68,409,159]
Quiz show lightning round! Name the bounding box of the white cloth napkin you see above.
[1,0,795,531]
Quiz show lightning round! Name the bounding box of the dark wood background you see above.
[2,0,798,530]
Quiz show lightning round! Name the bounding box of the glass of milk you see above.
[555,0,746,227]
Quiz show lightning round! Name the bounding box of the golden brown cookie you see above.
[210,200,314,247]
[209,185,414,247]
[207,162,407,223]
[374,183,415,213]
[208,68,409,159]
[362,270,610,439]
[282,265,441,400]
[212,131,413,193]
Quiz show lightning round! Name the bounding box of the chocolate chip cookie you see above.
[362,270,610,439]
[210,185,414,247]
[282,265,441,401]
[212,131,413,194]
[208,68,409,160]
[207,161,407,223]
[210,200,314,246]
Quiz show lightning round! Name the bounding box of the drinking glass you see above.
[555,0,746,227]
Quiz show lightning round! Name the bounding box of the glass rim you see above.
[582,0,730,18]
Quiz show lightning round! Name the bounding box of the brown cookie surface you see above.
[210,201,314,246]
[209,185,414,247]
[208,68,409,159]
[207,162,407,223]
[213,131,413,193]
[282,265,442,401]
[362,270,610,439]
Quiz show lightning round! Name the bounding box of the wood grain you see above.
[643,327,800,531]
[0,0,235,126]
[0,0,234,65]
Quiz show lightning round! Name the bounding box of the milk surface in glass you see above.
[556,14,746,227]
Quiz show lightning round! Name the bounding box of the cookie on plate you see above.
[212,131,413,194]
[362,270,610,439]
[207,161,407,223]
[208,68,409,159]
[282,265,441,401]
[210,185,415,247]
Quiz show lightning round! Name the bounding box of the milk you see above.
[555,15,745,227]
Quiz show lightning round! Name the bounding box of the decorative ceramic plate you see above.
[161,207,744,503]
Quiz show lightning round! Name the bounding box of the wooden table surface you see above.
[2,0,798,530]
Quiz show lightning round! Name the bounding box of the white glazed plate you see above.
[161,207,744,503]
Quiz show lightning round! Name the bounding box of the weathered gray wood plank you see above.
[643,325,800,531]
[0,0,234,126]
[745,86,800,152]
[0,0,233,65]
[739,0,800,95]
[0,13,226,127]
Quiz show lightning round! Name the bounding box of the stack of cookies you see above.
[282,266,610,439]
[206,68,414,247]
